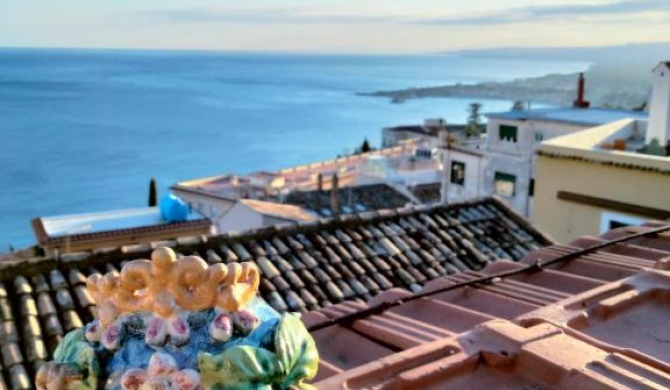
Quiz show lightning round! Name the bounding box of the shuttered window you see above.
[494,172,516,197]
[499,125,518,142]
[450,161,465,185]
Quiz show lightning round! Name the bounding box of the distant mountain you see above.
[448,42,670,65]
[360,42,667,109]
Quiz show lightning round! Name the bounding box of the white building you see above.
[440,145,486,203]
[647,62,670,145]
[382,119,468,149]
[481,106,648,215]
[171,172,287,228]
[217,199,317,234]
[383,119,444,148]
[437,74,649,216]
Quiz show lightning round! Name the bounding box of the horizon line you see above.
[1,40,669,57]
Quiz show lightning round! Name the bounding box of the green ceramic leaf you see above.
[199,346,281,389]
[52,328,100,389]
[274,314,319,389]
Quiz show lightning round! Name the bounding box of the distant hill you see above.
[360,42,669,109]
[450,42,670,64]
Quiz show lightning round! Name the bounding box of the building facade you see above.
[216,199,317,233]
[481,107,647,216]
[533,61,670,243]
[533,119,670,243]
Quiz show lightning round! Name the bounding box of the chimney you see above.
[316,173,323,211]
[573,72,590,108]
[330,174,339,214]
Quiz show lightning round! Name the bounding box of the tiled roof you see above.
[304,222,670,389]
[283,183,414,216]
[411,183,442,204]
[0,197,551,389]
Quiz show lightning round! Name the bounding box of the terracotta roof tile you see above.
[0,197,551,386]
[308,223,670,389]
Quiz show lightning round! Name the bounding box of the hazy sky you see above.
[3,0,669,53]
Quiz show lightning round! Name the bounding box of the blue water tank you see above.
[160,194,189,222]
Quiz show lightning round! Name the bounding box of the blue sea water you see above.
[0,49,588,249]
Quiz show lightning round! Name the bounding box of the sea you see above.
[0,48,589,249]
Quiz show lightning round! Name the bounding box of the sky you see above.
[2,0,669,53]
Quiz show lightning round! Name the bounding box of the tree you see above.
[465,102,483,138]
[360,138,372,153]
[633,100,647,112]
[511,100,526,111]
[148,178,158,207]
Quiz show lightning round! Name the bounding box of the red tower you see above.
[573,72,591,108]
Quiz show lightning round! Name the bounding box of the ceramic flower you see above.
[120,352,200,390]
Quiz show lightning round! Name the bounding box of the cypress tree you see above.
[361,138,372,153]
[148,178,158,207]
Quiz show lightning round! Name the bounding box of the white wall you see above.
[398,168,441,187]
[382,128,437,148]
[487,118,585,158]
[483,117,590,216]
[171,189,236,232]
[218,203,264,233]
[482,153,531,214]
[486,119,530,157]
[441,150,484,203]
[647,64,670,144]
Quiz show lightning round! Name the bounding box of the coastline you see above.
[357,62,651,109]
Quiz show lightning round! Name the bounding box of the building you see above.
[172,141,441,231]
[31,207,212,255]
[217,198,318,233]
[483,107,647,216]
[382,119,467,148]
[533,61,670,243]
[533,118,670,243]
[440,144,486,204]
[440,74,648,216]
[647,61,670,145]
[171,172,286,222]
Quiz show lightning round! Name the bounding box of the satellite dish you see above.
[160,194,189,222]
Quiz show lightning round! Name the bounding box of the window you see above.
[494,172,516,197]
[415,149,432,158]
[529,178,535,197]
[499,125,518,142]
[534,130,544,142]
[450,161,466,185]
[599,212,646,234]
